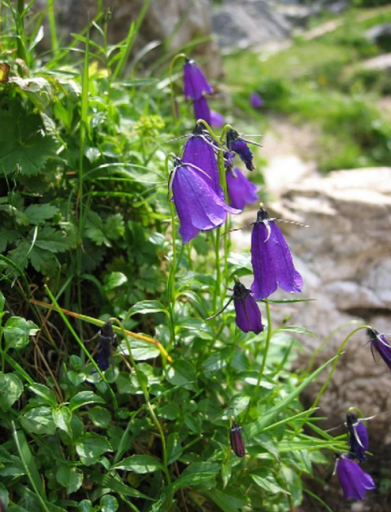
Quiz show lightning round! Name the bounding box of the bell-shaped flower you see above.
[226,167,259,211]
[251,208,303,300]
[211,110,225,128]
[368,328,391,371]
[335,455,375,500]
[346,413,368,462]
[170,158,240,243]
[233,281,264,334]
[226,129,255,171]
[96,321,116,371]
[250,92,263,108]
[183,58,213,100]
[230,417,246,457]
[182,123,224,200]
[193,96,211,124]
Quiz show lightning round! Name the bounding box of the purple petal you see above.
[336,457,375,500]
[250,92,263,108]
[182,133,224,200]
[230,138,254,171]
[183,59,213,100]
[211,110,225,128]
[251,221,303,300]
[226,168,259,210]
[372,333,391,371]
[172,165,240,243]
[234,294,263,334]
[193,97,211,124]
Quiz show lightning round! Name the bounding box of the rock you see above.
[365,23,391,52]
[362,52,391,72]
[33,0,222,79]
[212,0,291,51]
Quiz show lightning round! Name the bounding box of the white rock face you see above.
[269,168,391,435]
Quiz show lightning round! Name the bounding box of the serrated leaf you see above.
[35,226,72,252]
[113,455,163,474]
[0,373,23,411]
[0,103,57,176]
[24,204,59,225]
[3,317,39,350]
[56,465,83,494]
[69,391,105,411]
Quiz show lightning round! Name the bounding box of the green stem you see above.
[312,325,370,408]
[168,52,187,125]
[47,0,59,55]
[112,319,172,487]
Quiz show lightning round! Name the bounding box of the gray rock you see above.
[362,52,391,72]
[365,22,391,46]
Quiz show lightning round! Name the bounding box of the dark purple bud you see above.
[210,110,225,128]
[233,281,263,334]
[368,328,391,371]
[224,151,235,170]
[170,160,240,243]
[346,413,368,462]
[182,123,224,200]
[226,129,254,171]
[230,418,245,457]
[250,92,263,109]
[251,208,303,300]
[97,321,116,371]
[193,96,211,125]
[183,58,213,101]
[335,455,375,500]
[226,167,259,211]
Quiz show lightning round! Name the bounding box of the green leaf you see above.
[172,463,220,491]
[35,226,72,253]
[24,204,59,225]
[75,433,112,465]
[69,391,105,411]
[0,373,23,411]
[28,383,57,408]
[167,433,183,465]
[128,300,168,317]
[89,472,152,500]
[204,488,249,512]
[118,339,160,361]
[52,407,73,437]
[250,473,287,494]
[78,501,94,512]
[113,455,163,474]
[87,406,111,428]
[21,406,56,435]
[165,360,196,387]
[0,291,5,313]
[100,494,119,512]
[0,482,9,510]
[56,466,83,494]
[3,317,39,350]
[0,102,57,176]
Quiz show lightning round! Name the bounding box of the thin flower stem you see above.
[244,301,272,421]
[168,53,187,128]
[213,228,221,311]
[312,325,371,408]
[112,318,172,487]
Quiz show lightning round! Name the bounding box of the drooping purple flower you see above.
[210,110,225,128]
[182,123,224,200]
[346,413,368,462]
[224,151,236,169]
[226,167,259,211]
[226,129,255,171]
[233,281,263,334]
[193,96,211,125]
[251,208,303,300]
[368,328,391,371]
[170,158,240,243]
[335,455,375,500]
[183,58,213,100]
[250,92,263,109]
[97,321,116,371]
[230,417,246,457]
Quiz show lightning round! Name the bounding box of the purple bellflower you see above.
[250,92,263,109]
[251,207,303,300]
[368,328,391,371]
[230,417,246,457]
[170,158,240,243]
[211,110,225,128]
[226,129,258,172]
[206,278,263,334]
[182,123,224,200]
[335,454,375,500]
[193,96,211,125]
[226,167,259,211]
[346,413,368,462]
[183,58,213,101]
[96,321,116,371]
